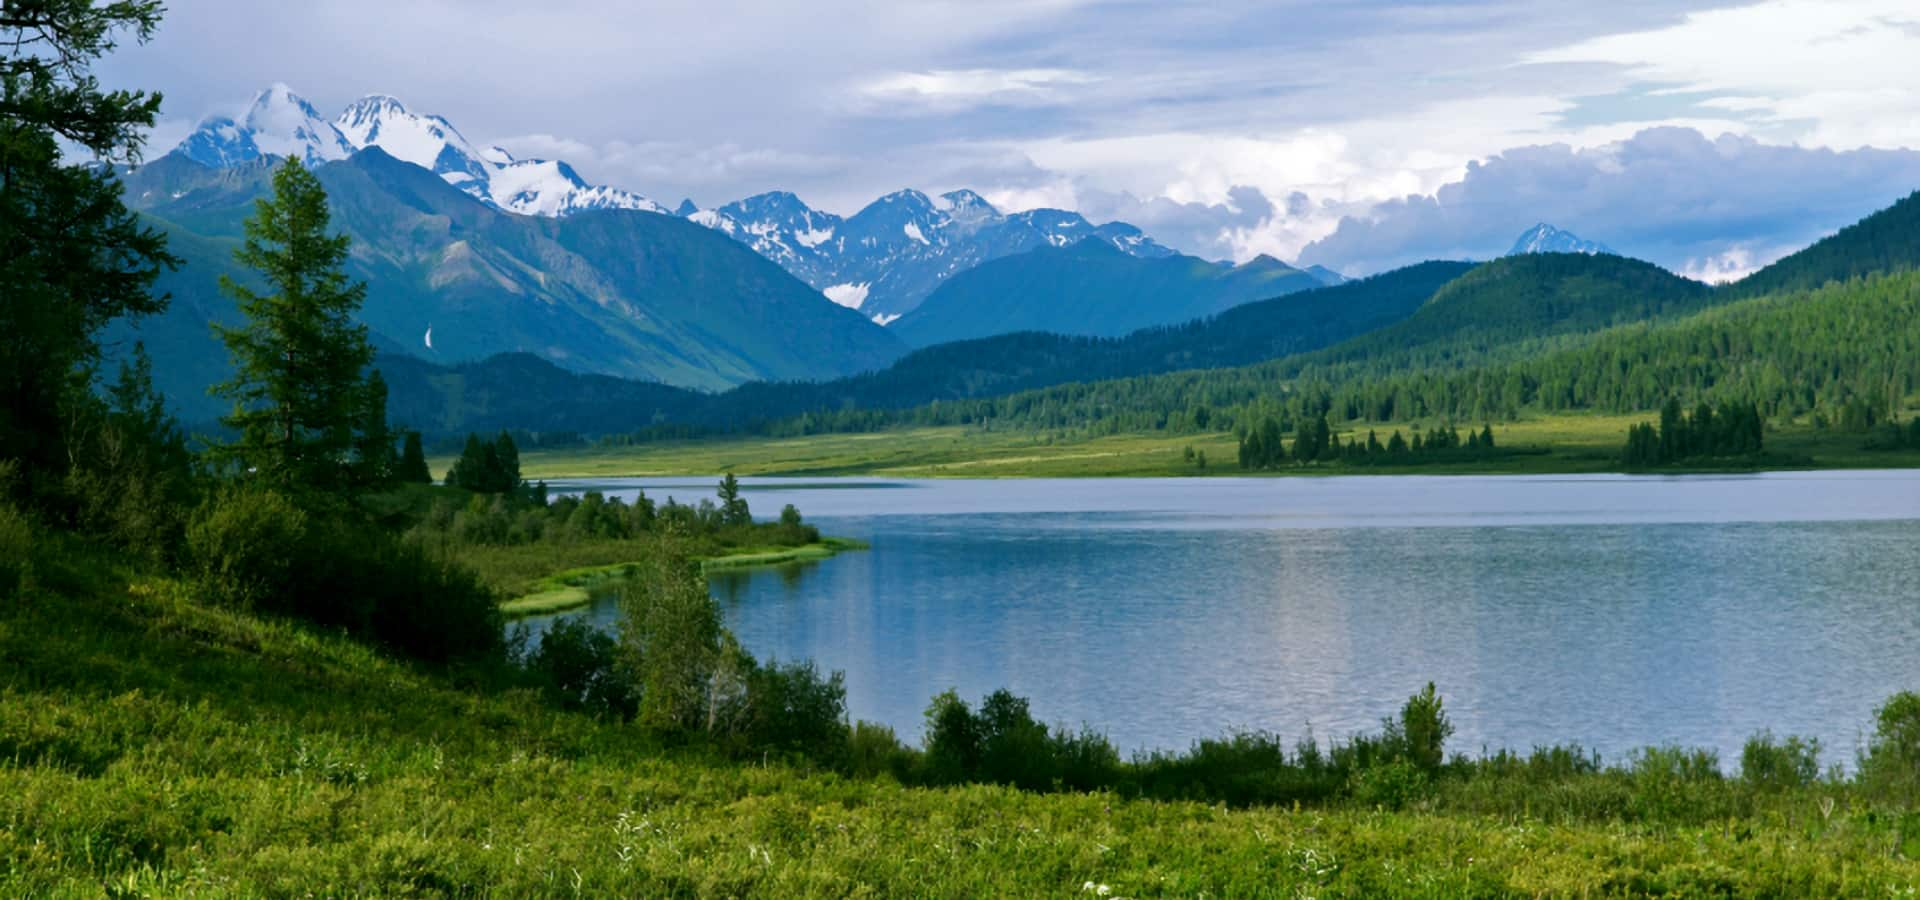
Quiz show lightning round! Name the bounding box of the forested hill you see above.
[1726,189,1920,299]
[799,268,1920,439]
[379,261,1472,436]
[1276,253,1715,378]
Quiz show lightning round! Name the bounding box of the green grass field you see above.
[499,537,867,616]
[505,415,1920,479]
[9,535,1920,894]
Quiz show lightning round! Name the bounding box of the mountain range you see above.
[684,188,1179,323]
[171,86,1187,327]
[114,147,908,424]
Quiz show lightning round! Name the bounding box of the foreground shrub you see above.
[527,616,634,718]
[1862,691,1920,807]
[1741,731,1821,790]
[738,659,849,765]
[0,499,31,597]
[188,487,501,664]
[187,487,308,611]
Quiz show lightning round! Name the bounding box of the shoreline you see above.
[499,536,868,617]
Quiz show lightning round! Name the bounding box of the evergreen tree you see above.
[209,158,373,491]
[1,1,174,484]
[396,431,433,484]
[718,472,750,527]
[352,370,394,486]
[447,434,489,491]
[491,431,521,491]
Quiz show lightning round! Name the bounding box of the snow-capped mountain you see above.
[682,188,1177,323]
[169,85,1191,325]
[172,86,666,217]
[176,84,354,168]
[1508,223,1614,257]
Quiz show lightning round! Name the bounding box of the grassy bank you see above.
[512,414,1920,478]
[500,537,867,616]
[7,537,1920,894]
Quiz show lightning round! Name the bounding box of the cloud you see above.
[1295,127,1920,277]
[855,69,1098,114]
[1527,0,1920,148]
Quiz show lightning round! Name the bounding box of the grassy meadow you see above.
[505,414,1920,479]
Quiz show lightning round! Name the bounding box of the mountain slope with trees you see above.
[375,261,1474,436]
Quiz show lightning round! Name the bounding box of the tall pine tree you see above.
[210,157,373,492]
[1,1,175,484]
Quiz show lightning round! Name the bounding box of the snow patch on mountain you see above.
[823,283,870,310]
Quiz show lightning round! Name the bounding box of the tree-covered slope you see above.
[1728,189,1920,299]
[377,261,1470,436]
[112,149,906,422]
[890,240,1323,346]
[1289,252,1714,376]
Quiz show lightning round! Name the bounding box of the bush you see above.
[188,487,501,665]
[1862,691,1920,806]
[528,617,634,718]
[740,659,848,765]
[1350,759,1430,811]
[848,720,917,781]
[187,487,309,611]
[358,536,503,665]
[0,500,31,597]
[1740,731,1821,790]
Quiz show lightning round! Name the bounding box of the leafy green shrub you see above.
[921,689,983,785]
[1740,731,1821,790]
[740,659,848,765]
[848,720,917,781]
[1861,691,1920,806]
[1350,759,1431,811]
[357,536,503,665]
[528,617,634,718]
[187,487,309,610]
[0,499,31,597]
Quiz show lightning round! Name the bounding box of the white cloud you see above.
[857,68,1098,112]
[1527,0,1920,147]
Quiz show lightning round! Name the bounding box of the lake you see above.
[520,471,1920,765]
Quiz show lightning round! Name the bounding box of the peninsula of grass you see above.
[500,536,867,616]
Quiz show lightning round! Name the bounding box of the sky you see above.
[102,0,1920,278]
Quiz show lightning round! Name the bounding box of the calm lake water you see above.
[521,471,1920,764]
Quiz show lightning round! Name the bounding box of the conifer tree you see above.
[718,472,750,527]
[210,158,372,491]
[352,370,394,486]
[396,432,433,483]
[1,1,174,482]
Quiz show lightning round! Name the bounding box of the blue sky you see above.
[104,0,1920,277]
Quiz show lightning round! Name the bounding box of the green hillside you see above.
[892,240,1323,346]
[1728,189,1920,298]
